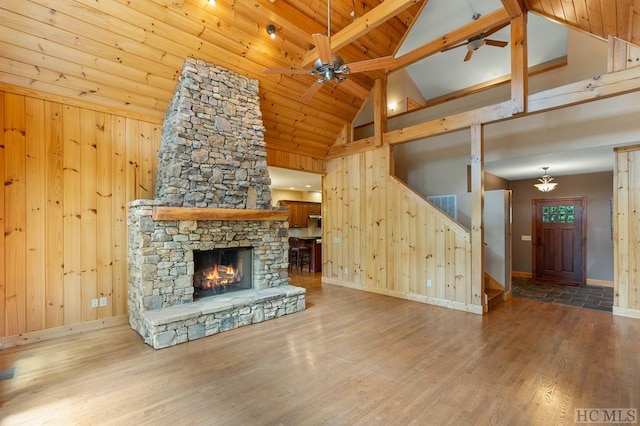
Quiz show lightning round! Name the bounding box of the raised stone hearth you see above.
[127,58,305,349]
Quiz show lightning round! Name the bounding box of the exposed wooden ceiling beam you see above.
[510,13,528,114]
[501,0,526,18]
[386,101,513,145]
[391,8,510,71]
[302,0,422,67]
[386,65,640,146]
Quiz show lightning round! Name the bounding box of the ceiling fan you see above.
[262,0,395,101]
[441,21,509,62]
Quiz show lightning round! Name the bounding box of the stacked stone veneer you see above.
[127,59,305,349]
[154,57,272,209]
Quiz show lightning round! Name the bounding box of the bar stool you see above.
[289,237,311,273]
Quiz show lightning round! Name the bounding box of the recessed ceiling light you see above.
[266,24,276,39]
[289,186,295,190]
[305,185,311,188]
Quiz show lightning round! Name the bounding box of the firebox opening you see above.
[193,247,253,298]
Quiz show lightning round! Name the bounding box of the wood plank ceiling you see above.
[527,0,640,45]
[0,0,638,164]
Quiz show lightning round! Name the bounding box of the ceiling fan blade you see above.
[312,33,333,64]
[484,21,510,37]
[299,81,324,102]
[346,56,396,73]
[485,39,508,48]
[463,49,474,62]
[263,68,311,75]
[339,78,371,100]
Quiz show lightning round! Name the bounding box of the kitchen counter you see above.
[296,237,322,272]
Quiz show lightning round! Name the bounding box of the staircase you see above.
[484,273,505,311]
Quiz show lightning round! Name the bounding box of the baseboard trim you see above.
[613,307,640,319]
[1,315,129,349]
[586,278,614,288]
[322,277,483,315]
[512,271,533,279]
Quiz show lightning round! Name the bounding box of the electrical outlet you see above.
[427,279,432,287]
[91,298,98,308]
[99,297,108,307]
[344,267,349,275]
[333,237,341,243]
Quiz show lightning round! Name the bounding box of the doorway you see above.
[532,197,586,285]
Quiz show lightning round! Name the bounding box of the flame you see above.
[207,264,220,281]
[196,257,245,292]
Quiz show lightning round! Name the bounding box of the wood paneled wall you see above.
[322,146,478,313]
[265,147,325,174]
[1,89,160,339]
[614,144,640,318]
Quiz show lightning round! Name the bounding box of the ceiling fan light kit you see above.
[467,37,485,52]
[311,56,349,83]
[262,0,393,101]
[441,18,509,62]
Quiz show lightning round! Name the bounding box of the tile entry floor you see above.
[511,278,614,312]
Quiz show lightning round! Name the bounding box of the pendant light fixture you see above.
[534,167,558,192]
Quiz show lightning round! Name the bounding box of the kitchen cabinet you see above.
[308,203,321,217]
[278,200,321,228]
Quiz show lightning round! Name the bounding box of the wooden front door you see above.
[532,197,585,285]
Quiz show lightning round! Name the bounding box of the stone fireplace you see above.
[127,58,305,349]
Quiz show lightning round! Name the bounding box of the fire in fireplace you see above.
[193,248,253,298]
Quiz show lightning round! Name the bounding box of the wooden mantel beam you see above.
[302,0,422,67]
[152,207,289,221]
[391,8,510,71]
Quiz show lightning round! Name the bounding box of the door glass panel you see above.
[542,204,575,224]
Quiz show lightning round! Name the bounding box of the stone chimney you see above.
[154,57,272,209]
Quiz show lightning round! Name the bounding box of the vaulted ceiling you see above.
[1,0,638,164]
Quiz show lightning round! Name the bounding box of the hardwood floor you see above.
[1,273,639,425]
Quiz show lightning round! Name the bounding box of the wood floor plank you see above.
[0,273,638,424]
